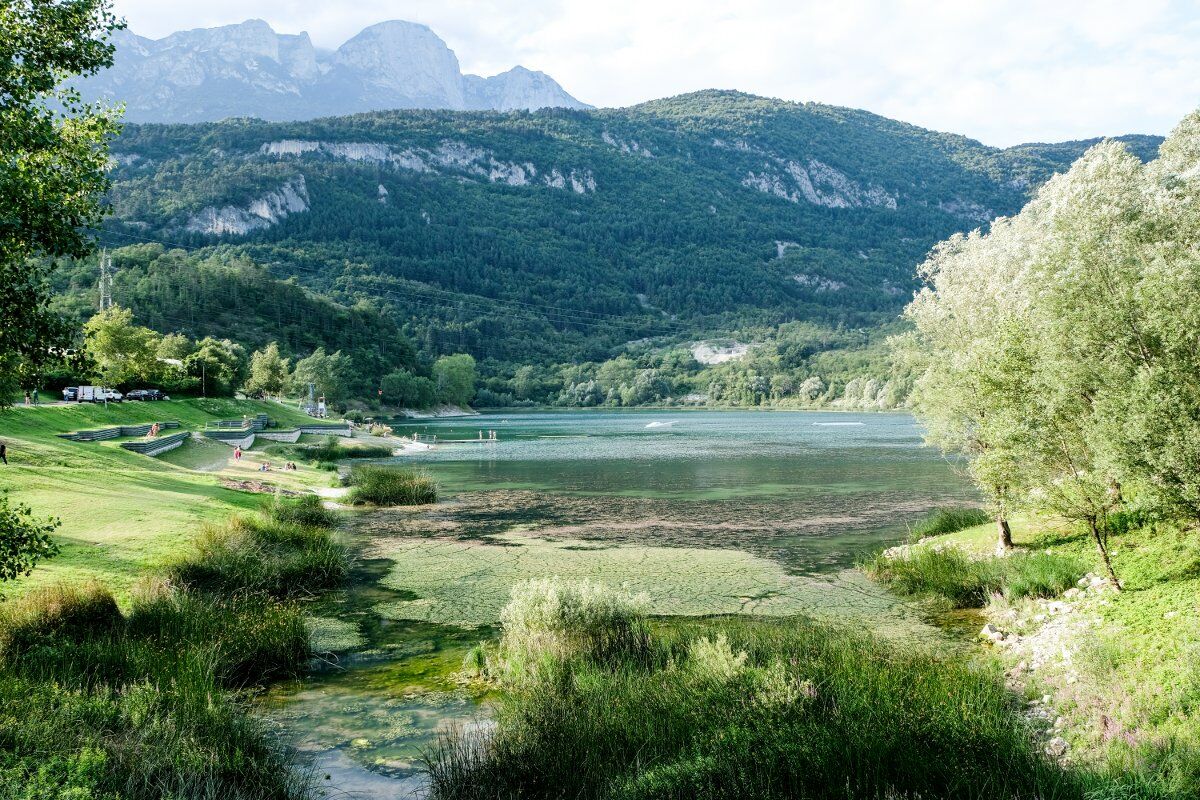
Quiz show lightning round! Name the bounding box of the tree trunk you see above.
[996,515,1014,555]
[1087,518,1121,591]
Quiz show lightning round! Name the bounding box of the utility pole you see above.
[98,249,113,311]
[201,360,206,397]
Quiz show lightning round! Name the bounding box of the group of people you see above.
[257,461,297,472]
[23,389,39,406]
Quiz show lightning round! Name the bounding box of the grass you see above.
[886,515,1200,798]
[345,464,437,506]
[264,435,393,464]
[908,506,991,541]
[0,400,360,798]
[169,514,348,599]
[428,579,1094,800]
[0,581,312,799]
[866,547,1086,608]
[0,398,330,600]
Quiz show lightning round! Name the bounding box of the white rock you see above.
[1045,737,1069,757]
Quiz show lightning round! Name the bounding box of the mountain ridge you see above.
[96,90,1164,380]
[74,18,589,123]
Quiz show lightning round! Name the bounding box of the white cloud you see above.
[111,0,1200,146]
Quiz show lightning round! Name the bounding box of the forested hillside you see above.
[88,91,1159,405]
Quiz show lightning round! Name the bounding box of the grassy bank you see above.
[0,398,325,599]
[0,401,357,797]
[869,512,1200,798]
[0,493,348,798]
[429,579,1093,800]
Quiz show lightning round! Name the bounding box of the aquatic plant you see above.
[427,600,1090,800]
[346,465,437,506]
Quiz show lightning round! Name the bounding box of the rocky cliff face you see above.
[75,19,588,123]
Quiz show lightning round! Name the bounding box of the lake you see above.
[261,410,975,797]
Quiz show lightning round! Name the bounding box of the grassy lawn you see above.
[0,398,332,601]
[912,515,1200,793]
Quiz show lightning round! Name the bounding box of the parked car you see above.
[74,386,122,403]
[126,389,168,401]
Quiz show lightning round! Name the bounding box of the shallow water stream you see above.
[260,410,975,797]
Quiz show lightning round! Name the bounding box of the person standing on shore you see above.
[31,388,38,405]
[0,440,7,465]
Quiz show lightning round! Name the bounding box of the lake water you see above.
[261,410,975,797]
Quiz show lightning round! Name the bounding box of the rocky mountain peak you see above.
[75,19,587,122]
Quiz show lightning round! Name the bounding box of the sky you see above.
[111,0,1200,147]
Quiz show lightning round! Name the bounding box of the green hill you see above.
[87,91,1159,397]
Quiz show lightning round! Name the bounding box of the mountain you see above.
[93,91,1162,398]
[74,19,588,123]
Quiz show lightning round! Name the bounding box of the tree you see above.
[433,354,477,407]
[82,306,161,386]
[0,494,60,583]
[293,347,350,403]
[381,369,437,408]
[0,1,122,407]
[244,342,290,399]
[156,332,193,362]
[185,337,247,397]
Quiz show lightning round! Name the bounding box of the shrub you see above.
[908,506,991,541]
[346,465,437,506]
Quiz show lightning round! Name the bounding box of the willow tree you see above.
[902,213,1045,555]
[0,1,122,405]
[904,113,1200,588]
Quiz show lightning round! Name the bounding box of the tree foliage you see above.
[904,110,1200,584]
[0,0,121,405]
[0,494,60,582]
[82,306,160,386]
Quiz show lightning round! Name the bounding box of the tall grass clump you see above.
[269,492,338,528]
[908,506,991,540]
[269,435,392,464]
[496,578,653,679]
[346,464,437,506]
[869,547,1087,608]
[0,582,311,799]
[170,514,348,597]
[427,580,1088,800]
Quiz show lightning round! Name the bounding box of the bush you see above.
[428,594,1086,800]
[346,465,437,506]
[909,506,991,540]
[169,515,348,597]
